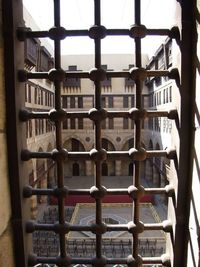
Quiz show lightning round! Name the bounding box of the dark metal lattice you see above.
[4,0,192,267]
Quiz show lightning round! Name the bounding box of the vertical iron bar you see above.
[94,0,103,259]
[53,0,66,259]
[133,0,142,260]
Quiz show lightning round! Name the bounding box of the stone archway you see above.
[102,138,116,176]
[154,143,161,187]
[47,143,55,188]
[36,147,46,204]
[145,140,154,185]
[63,138,86,177]
[140,142,146,179]
[121,138,134,176]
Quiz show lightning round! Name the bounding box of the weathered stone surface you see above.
[0,224,14,267]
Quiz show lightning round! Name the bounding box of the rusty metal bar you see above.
[19,69,175,81]
[26,221,171,233]
[23,185,174,198]
[21,149,176,162]
[130,0,143,261]
[93,0,103,260]
[52,0,66,261]
[29,255,169,266]
[19,108,178,121]
[18,27,177,39]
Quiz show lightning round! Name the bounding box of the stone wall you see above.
[0,2,15,266]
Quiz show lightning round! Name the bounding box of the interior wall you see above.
[0,1,15,266]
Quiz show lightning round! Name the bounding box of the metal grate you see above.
[3,1,196,267]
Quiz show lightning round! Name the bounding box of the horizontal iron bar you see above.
[31,256,167,265]
[21,149,175,161]
[24,186,171,197]
[21,69,171,80]
[142,257,163,264]
[27,221,170,233]
[19,108,178,121]
[19,27,174,39]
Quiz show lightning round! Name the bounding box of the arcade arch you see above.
[121,138,134,176]
[47,143,56,188]
[36,147,46,204]
[145,140,154,185]
[63,138,86,176]
[154,143,161,187]
[102,138,116,176]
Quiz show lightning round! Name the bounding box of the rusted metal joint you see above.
[91,223,107,235]
[49,108,66,122]
[89,68,107,81]
[128,185,145,200]
[165,184,175,197]
[89,25,107,39]
[51,148,68,161]
[129,108,147,120]
[54,222,70,234]
[19,109,31,121]
[18,70,28,82]
[55,256,71,267]
[127,255,143,267]
[90,185,107,199]
[165,148,176,159]
[128,221,144,234]
[89,108,108,121]
[91,256,107,267]
[21,149,31,161]
[161,254,171,267]
[53,186,69,198]
[90,148,107,162]
[129,67,147,80]
[23,185,33,198]
[26,220,35,233]
[168,67,179,81]
[168,109,178,120]
[28,254,38,266]
[129,148,147,161]
[48,68,66,82]
[17,27,31,41]
[162,220,172,233]
[169,26,180,44]
[129,24,147,38]
[49,26,67,40]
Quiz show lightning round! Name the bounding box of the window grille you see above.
[2,0,196,267]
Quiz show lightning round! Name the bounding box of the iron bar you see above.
[132,0,142,259]
[20,69,172,80]
[94,0,103,259]
[27,221,171,233]
[18,27,175,39]
[19,108,177,121]
[53,0,66,261]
